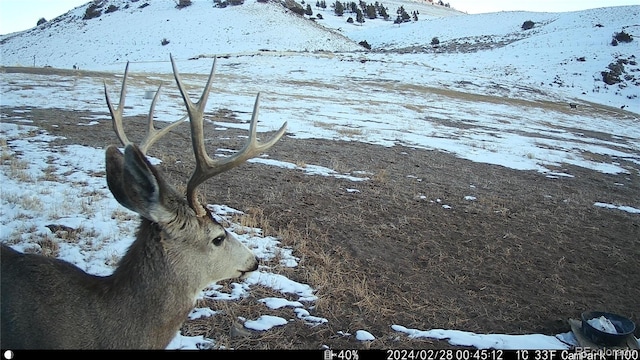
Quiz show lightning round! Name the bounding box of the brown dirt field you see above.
[1,67,638,349]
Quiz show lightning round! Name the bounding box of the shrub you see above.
[83,3,102,20]
[282,0,304,14]
[176,0,192,8]
[161,38,170,46]
[601,60,626,85]
[359,40,371,49]
[289,5,305,15]
[521,20,534,30]
[37,18,47,26]
[613,30,633,43]
[602,71,620,85]
[105,5,119,13]
[431,37,440,46]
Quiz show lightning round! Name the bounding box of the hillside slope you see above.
[353,5,640,108]
[0,0,363,68]
[0,1,638,110]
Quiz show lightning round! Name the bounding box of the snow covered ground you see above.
[1,0,639,349]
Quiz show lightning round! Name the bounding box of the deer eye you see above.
[212,234,225,246]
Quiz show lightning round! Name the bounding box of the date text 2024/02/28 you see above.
[325,349,639,360]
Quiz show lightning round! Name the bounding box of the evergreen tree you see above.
[355,8,365,24]
[334,0,344,16]
[305,4,313,15]
[378,4,389,20]
[365,4,377,19]
[395,6,410,22]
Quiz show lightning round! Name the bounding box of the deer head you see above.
[104,54,287,285]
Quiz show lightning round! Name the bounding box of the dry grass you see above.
[336,126,364,137]
[111,209,137,222]
[2,192,42,211]
[36,237,60,257]
[40,164,61,181]
[312,120,335,130]
[230,207,272,235]
[0,138,11,161]
[372,168,389,183]
[5,155,33,182]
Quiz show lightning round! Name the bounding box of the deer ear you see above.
[106,145,174,223]
[106,145,133,211]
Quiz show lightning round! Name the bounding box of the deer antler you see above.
[169,54,287,217]
[105,62,186,154]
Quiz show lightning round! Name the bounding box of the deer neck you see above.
[107,218,197,347]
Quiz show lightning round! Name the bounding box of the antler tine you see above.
[138,83,188,153]
[105,62,132,147]
[169,55,287,216]
[105,61,186,154]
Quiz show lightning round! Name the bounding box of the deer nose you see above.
[250,257,259,272]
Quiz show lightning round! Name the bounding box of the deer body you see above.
[1,231,195,349]
[0,56,286,349]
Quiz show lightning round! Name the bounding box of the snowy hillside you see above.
[0,0,463,70]
[1,0,638,110]
[0,0,363,67]
[349,6,640,109]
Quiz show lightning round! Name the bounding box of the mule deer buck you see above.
[0,55,287,349]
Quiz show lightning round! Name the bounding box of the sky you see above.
[0,0,639,35]
[451,0,639,14]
